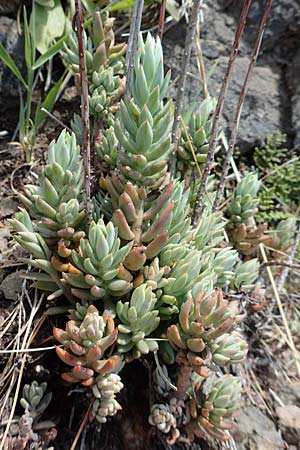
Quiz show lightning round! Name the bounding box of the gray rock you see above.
[0,0,21,14]
[215,0,300,63]
[0,16,25,102]
[0,271,25,300]
[276,405,300,445]
[164,0,300,150]
[286,48,300,147]
[232,405,285,450]
[163,39,282,151]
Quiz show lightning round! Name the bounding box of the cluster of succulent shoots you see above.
[1,381,56,450]
[226,173,297,262]
[177,97,218,184]
[10,11,262,445]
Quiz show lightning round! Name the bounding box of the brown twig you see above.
[40,108,72,132]
[169,0,203,176]
[213,0,273,211]
[125,0,144,95]
[157,0,167,40]
[192,0,253,227]
[75,0,92,225]
[260,260,300,271]
[69,401,93,450]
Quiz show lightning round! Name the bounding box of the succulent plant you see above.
[89,67,125,119]
[228,221,269,255]
[18,131,84,243]
[91,373,123,424]
[149,403,179,440]
[114,33,173,189]
[227,173,261,225]
[116,284,160,361]
[62,11,126,78]
[187,375,241,441]
[61,219,133,301]
[20,381,52,421]
[210,332,248,366]
[143,258,178,318]
[162,251,203,301]
[54,305,123,386]
[96,125,118,169]
[231,259,260,291]
[192,207,225,251]
[8,209,73,301]
[211,247,239,289]
[9,209,51,263]
[153,365,172,399]
[9,28,258,446]
[178,97,217,166]
[266,217,297,259]
[167,291,236,375]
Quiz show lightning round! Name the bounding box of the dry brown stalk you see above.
[213,0,273,211]
[169,0,203,176]
[69,401,93,450]
[125,0,144,95]
[260,260,300,271]
[192,0,253,226]
[75,0,92,225]
[158,0,167,40]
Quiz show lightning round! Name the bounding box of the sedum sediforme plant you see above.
[226,172,270,257]
[62,9,126,152]
[1,381,56,450]
[10,29,259,445]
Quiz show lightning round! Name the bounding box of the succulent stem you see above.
[174,365,192,401]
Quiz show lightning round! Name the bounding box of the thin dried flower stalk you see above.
[213,0,273,211]
[192,0,253,226]
[158,0,167,40]
[75,0,92,224]
[125,0,144,95]
[169,0,203,175]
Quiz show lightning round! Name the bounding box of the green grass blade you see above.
[32,35,67,70]
[18,93,25,143]
[23,6,34,69]
[110,0,135,11]
[0,42,27,88]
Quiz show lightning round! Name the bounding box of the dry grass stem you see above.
[259,243,300,378]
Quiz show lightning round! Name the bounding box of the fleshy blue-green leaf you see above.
[32,35,68,70]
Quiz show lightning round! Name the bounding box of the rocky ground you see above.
[0,1,300,449]
[164,0,300,150]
